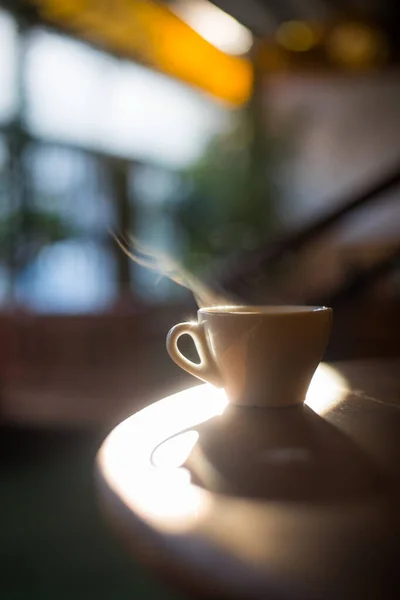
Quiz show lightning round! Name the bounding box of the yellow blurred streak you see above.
[276,21,320,53]
[29,0,252,105]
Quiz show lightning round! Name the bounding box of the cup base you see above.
[228,394,306,409]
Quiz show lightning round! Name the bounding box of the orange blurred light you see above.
[30,0,252,105]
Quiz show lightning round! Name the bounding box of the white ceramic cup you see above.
[167,305,332,407]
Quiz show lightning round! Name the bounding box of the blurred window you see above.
[26,144,115,235]
[14,144,118,313]
[129,165,187,303]
[15,239,117,313]
[0,135,11,307]
[25,29,226,168]
[0,9,18,123]
[0,9,228,313]
[0,135,10,214]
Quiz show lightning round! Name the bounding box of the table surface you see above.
[97,360,400,600]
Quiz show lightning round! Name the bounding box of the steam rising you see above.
[114,233,235,308]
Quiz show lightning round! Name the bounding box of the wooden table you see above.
[97,360,400,599]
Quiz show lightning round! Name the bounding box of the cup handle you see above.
[166,322,223,388]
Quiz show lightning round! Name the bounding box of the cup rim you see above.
[199,305,331,315]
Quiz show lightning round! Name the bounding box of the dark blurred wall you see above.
[267,72,400,237]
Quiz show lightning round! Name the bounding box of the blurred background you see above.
[1,0,400,597]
